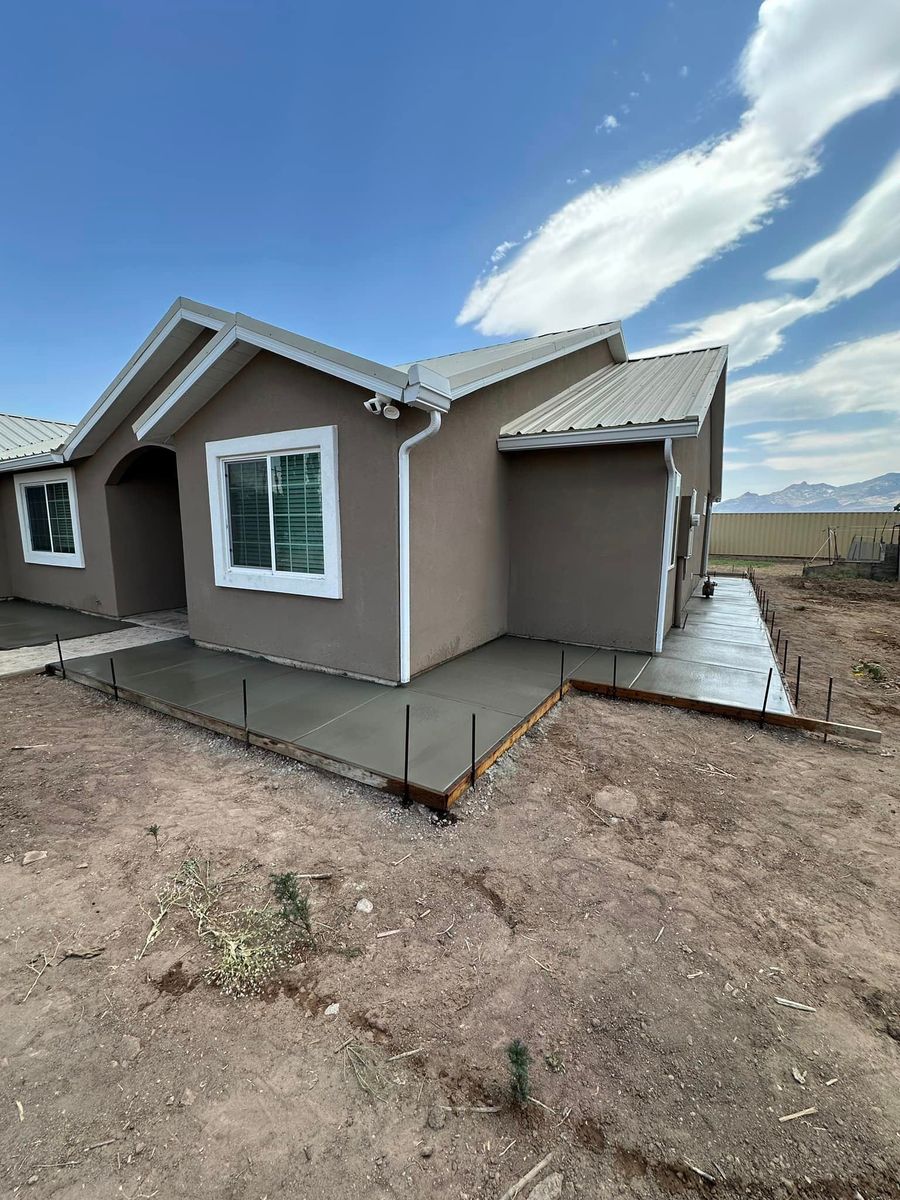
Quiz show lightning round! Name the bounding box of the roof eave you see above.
[496,418,700,452]
[0,450,66,474]
[65,298,231,461]
[448,322,627,400]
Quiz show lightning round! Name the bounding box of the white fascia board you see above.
[496,419,699,452]
[236,321,408,401]
[448,323,625,400]
[64,299,229,460]
[133,323,240,441]
[0,451,65,474]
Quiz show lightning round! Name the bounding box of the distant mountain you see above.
[716,473,900,514]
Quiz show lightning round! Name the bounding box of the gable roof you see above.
[397,324,627,399]
[0,413,74,465]
[64,298,230,460]
[133,310,627,442]
[498,346,727,450]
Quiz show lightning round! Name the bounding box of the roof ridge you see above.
[399,322,617,366]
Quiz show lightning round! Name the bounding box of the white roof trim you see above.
[497,419,699,451]
[0,451,66,474]
[64,299,229,460]
[448,324,627,400]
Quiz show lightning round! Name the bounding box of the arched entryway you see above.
[106,446,187,614]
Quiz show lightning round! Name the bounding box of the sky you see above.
[1,0,898,500]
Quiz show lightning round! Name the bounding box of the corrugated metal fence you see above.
[710,511,900,559]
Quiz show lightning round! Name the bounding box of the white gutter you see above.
[398,410,443,683]
[655,438,679,653]
[0,451,65,474]
[497,420,698,452]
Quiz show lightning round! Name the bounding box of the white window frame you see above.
[205,426,342,599]
[14,466,85,568]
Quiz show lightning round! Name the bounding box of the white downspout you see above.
[655,438,677,653]
[398,410,442,683]
[700,490,713,575]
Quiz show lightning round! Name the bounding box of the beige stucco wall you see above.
[107,448,187,613]
[0,331,212,615]
[172,351,405,682]
[0,526,11,597]
[664,379,721,630]
[506,443,666,651]
[408,338,617,674]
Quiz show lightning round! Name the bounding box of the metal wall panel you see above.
[710,512,900,559]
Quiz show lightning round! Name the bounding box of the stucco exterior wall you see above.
[507,443,666,651]
[0,331,212,614]
[172,351,404,682]
[408,338,616,675]
[664,383,719,631]
[0,526,11,597]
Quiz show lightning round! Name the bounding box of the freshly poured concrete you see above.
[0,600,131,650]
[55,578,791,803]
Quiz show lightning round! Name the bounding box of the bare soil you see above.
[2,565,899,1199]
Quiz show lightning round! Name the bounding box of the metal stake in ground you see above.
[109,657,119,702]
[824,676,834,744]
[55,634,66,680]
[558,648,566,702]
[769,608,776,634]
[775,628,781,653]
[782,637,789,674]
[242,678,249,745]
[612,653,618,699]
[795,655,802,707]
[470,712,477,789]
[759,666,773,728]
[403,703,411,803]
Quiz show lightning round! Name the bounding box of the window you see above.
[14,467,84,568]
[206,427,341,598]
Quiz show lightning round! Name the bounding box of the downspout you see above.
[654,438,677,653]
[700,490,713,575]
[398,410,442,684]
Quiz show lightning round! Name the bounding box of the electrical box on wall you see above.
[676,490,699,559]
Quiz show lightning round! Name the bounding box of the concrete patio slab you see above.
[634,655,792,714]
[298,686,517,794]
[662,630,777,671]
[568,648,651,687]
[0,600,131,650]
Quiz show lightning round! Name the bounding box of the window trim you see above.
[205,426,342,599]
[14,466,85,568]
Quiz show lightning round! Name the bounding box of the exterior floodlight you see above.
[382,403,400,420]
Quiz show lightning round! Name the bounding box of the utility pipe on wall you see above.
[398,410,442,683]
[700,490,713,575]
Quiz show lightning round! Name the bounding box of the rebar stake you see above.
[55,634,66,680]
[470,712,477,789]
[794,655,802,707]
[109,657,118,702]
[559,648,565,702]
[824,676,834,743]
[612,653,618,699]
[242,678,249,745]
[403,703,411,803]
[782,637,789,673]
[759,666,773,728]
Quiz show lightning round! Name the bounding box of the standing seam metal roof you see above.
[0,413,74,462]
[499,346,727,437]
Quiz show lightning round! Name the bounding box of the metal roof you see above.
[0,413,74,462]
[499,346,727,441]
[397,323,626,398]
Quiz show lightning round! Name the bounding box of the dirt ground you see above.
[2,564,899,1199]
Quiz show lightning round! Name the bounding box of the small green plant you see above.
[146,824,161,851]
[270,871,314,944]
[506,1039,531,1107]
[544,1050,565,1074]
[854,660,887,683]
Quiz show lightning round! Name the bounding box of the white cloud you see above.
[644,150,900,366]
[728,328,900,424]
[489,240,517,264]
[457,0,900,336]
[581,167,592,176]
[597,114,619,132]
[679,64,689,78]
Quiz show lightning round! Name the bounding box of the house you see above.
[0,299,726,683]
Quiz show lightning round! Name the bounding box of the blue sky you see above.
[2,0,898,499]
